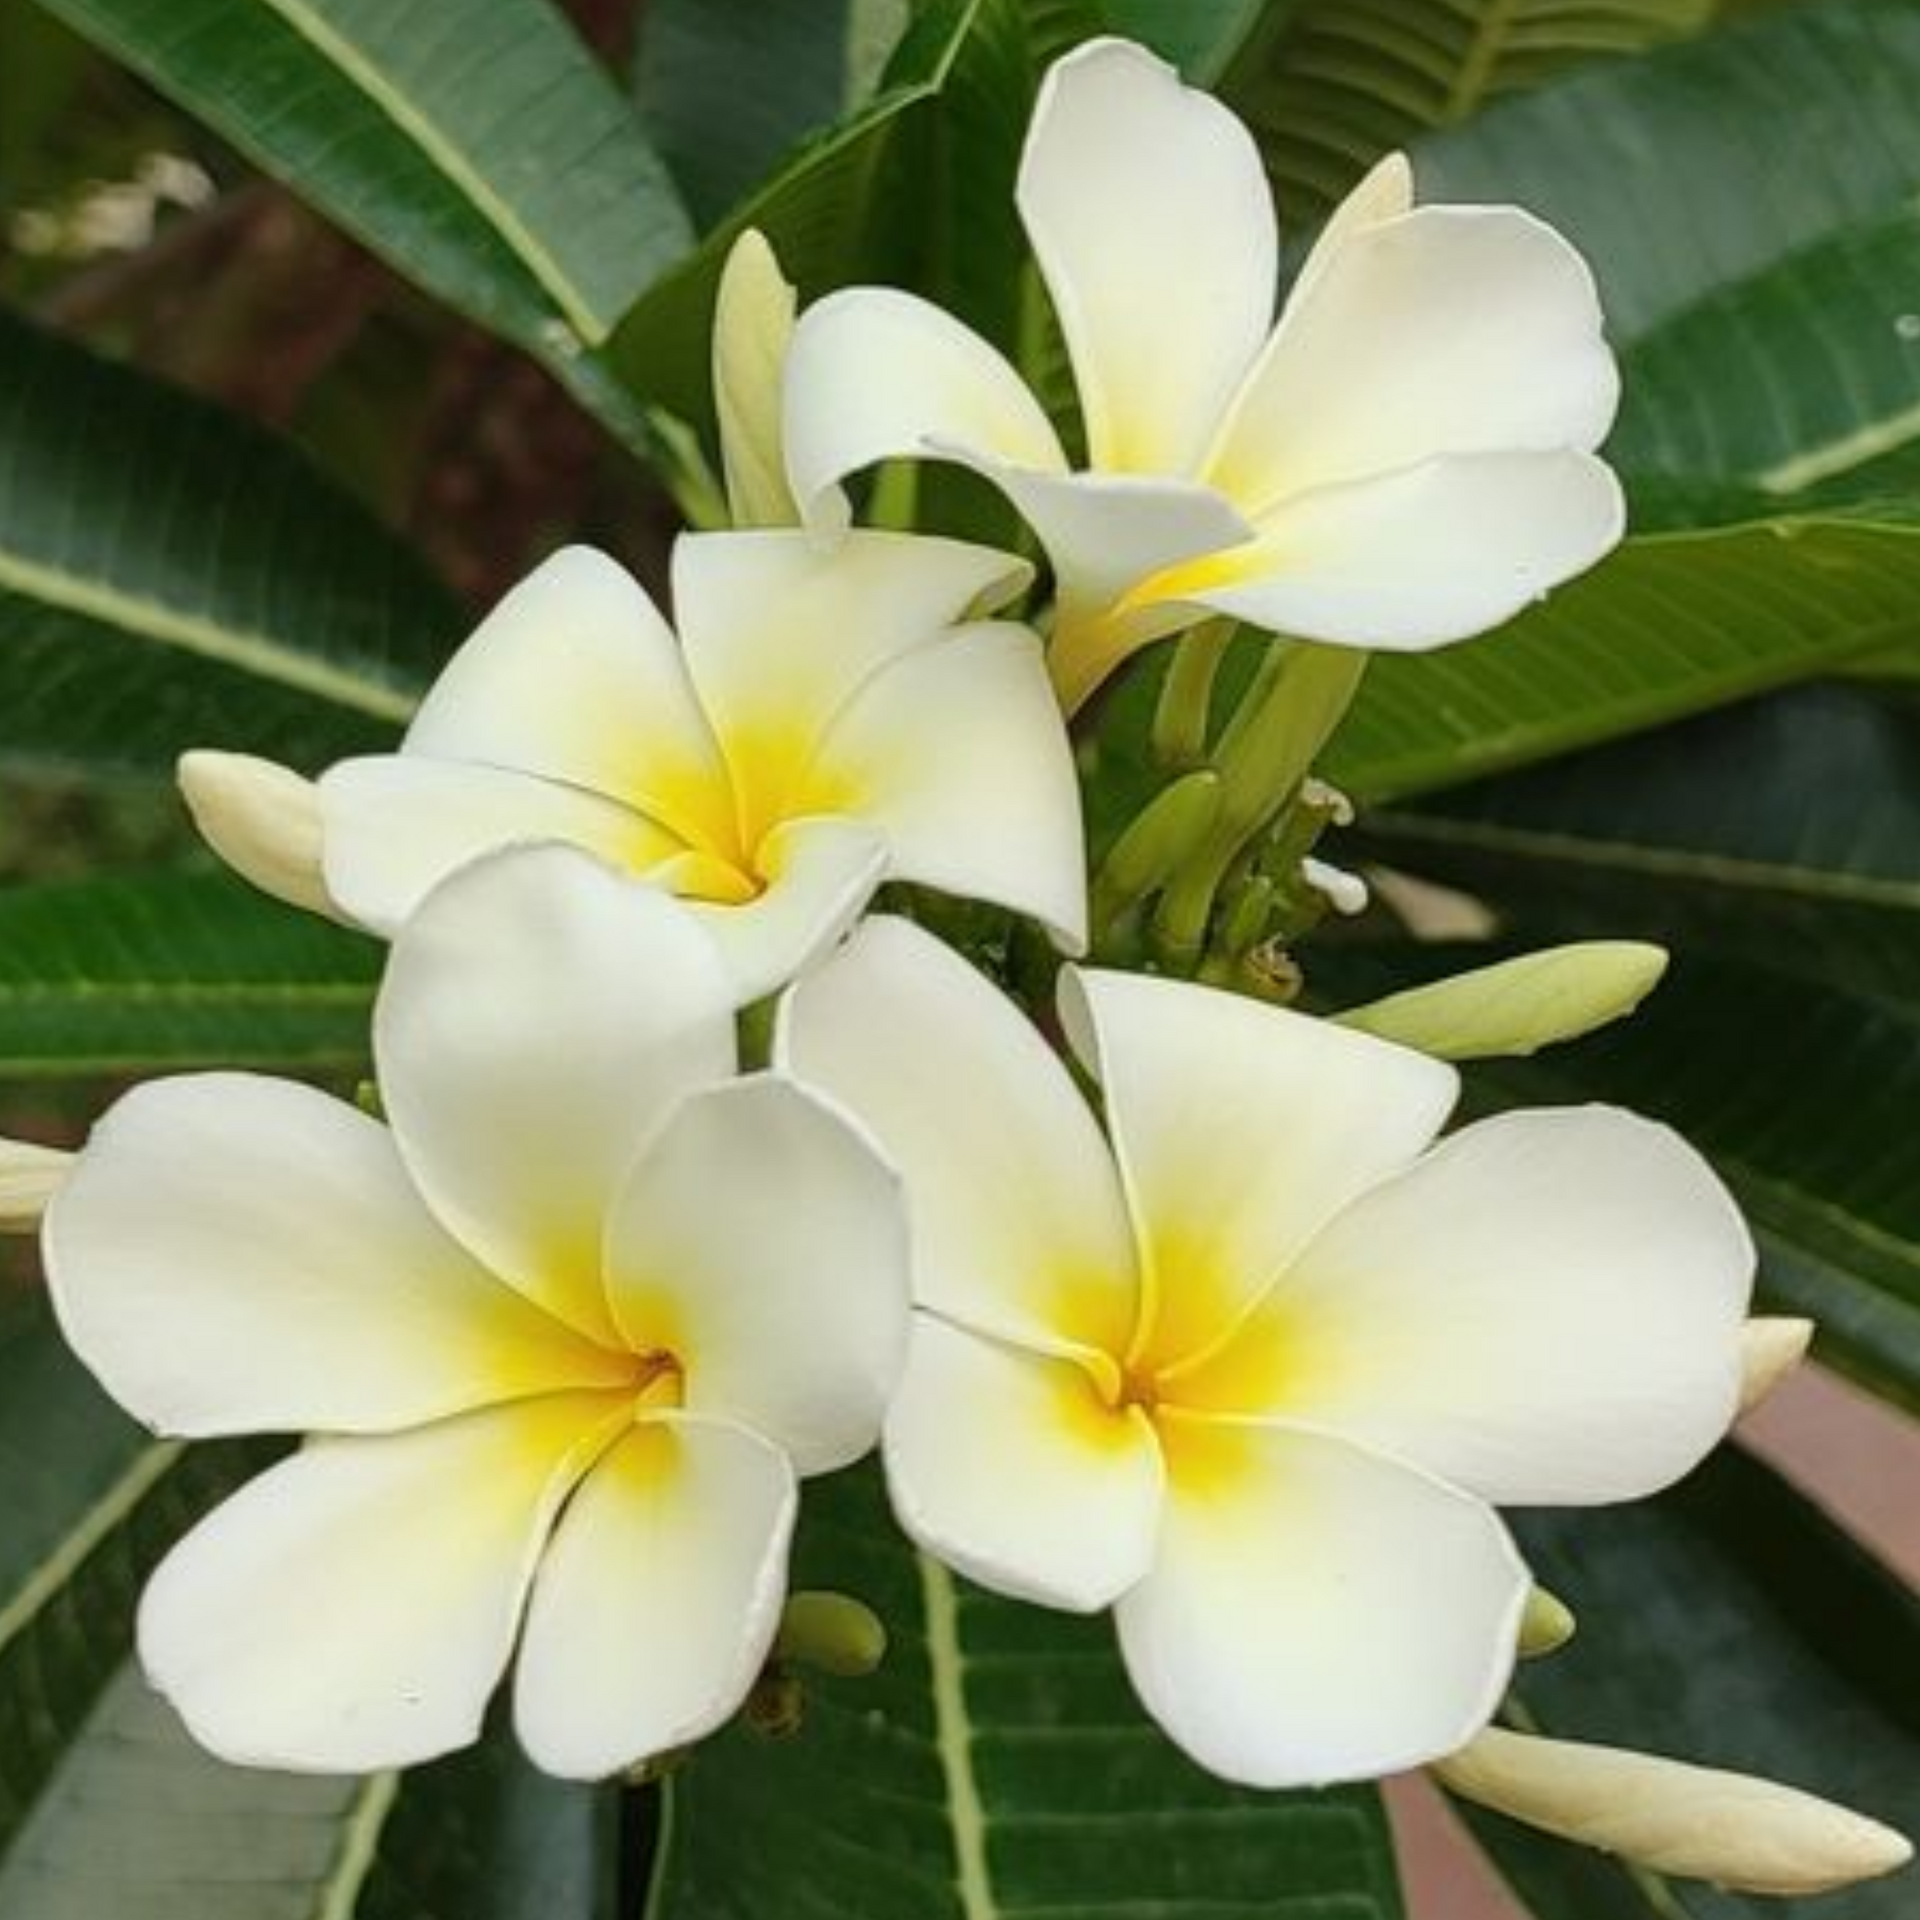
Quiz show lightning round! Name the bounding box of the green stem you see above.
[1151,619,1234,768]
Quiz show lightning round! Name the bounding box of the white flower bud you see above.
[1435,1726,1913,1895]
[1737,1316,1814,1415]
[178,750,339,921]
[1301,857,1368,917]
[713,229,802,528]
[0,1137,72,1231]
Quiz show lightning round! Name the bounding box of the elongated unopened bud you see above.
[713,229,801,528]
[178,751,337,921]
[1738,1316,1814,1415]
[1095,771,1221,921]
[1336,942,1667,1061]
[0,1138,72,1231]
[1435,1726,1912,1896]
[775,1590,887,1679]
[1517,1586,1576,1659]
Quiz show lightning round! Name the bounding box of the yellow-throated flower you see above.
[783,38,1623,711]
[44,847,909,1779]
[779,918,1752,1787]
[184,529,1083,999]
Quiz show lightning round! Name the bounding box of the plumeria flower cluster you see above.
[14,30,1908,1904]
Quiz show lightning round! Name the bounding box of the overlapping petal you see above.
[401,545,729,844]
[1176,1108,1753,1504]
[1019,38,1274,476]
[514,1414,796,1780]
[139,1391,632,1773]
[683,814,890,1004]
[783,287,1067,528]
[777,918,1139,1360]
[604,1074,908,1475]
[798,620,1087,949]
[1059,969,1456,1373]
[43,1075,633,1437]
[1145,450,1625,651]
[1115,1414,1527,1787]
[1206,206,1618,513]
[884,1318,1161,1611]
[375,847,737,1344]
[319,756,684,935]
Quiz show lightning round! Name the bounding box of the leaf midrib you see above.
[0,544,419,723]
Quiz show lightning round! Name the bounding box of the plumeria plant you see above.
[1,6,1917,1920]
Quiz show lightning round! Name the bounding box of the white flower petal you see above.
[777,917,1139,1360]
[1115,1414,1527,1788]
[44,1075,632,1437]
[605,1074,907,1475]
[671,527,1029,839]
[376,846,738,1345]
[1286,152,1414,313]
[1209,205,1618,514]
[686,814,890,1004]
[1181,1108,1753,1504]
[952,455,1251,625]
[319,754,685,935]
[139,1390,631,1773]
[783,286,1067,527]
[1019,39,1275,476]
[804,619,1087,950]
[1059,970,1456,1375]
[1164,450,1625,651]
[514,1413,796,1780]
[884,1317,1161,1611]
[402,545,729,843]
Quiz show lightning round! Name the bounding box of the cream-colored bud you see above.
[713,229,802,528]
[1516,1585,1577,1659]
[1435,1726,1913,1896]
[774,1589,887,1679]
[1737,1316,1815,1415]
[178,751,338,921]
[1336,941,1667,1061]
[0,1138,72,1231]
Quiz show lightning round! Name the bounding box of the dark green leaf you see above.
[1470,1446,1920,1919]
[635,0,856,228]
[1222,0,1709,220]
[0,311,450,780]
[652,1463,1405,1920]
[0,872,378,1077]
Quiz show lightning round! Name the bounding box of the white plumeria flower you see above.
[43,846,909,1780]
[778,919,1753,1787]
[784,37,1623,712]
[190,528,1084,1001]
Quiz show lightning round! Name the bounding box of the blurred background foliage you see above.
[0,0,1917,1915]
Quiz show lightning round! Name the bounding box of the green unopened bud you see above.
[775,1590,887,1679]
[1738,1316,1815,1415]
[1517,1585,1577,1658]
[1335,942,1668,1061]
[1094,771,1221,924]
[1435,1726,1912,1895]
[0,1137,71,1232]
[178,751,339,922]
[713,229,801,527]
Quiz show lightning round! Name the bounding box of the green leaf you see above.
[610,0,1033,434]
[1323,516,1920,804]
[1350,684,1920,1007]
[0,311,450,780]
[0,1292,613,1919]
[0,871,378,1077]
[635,0,858,228]
[1416,0,1920,507]
[1468,1447,1920,1919]
[1221,0,1709,219]
[33,0,692,441]
[1097,0,1266,78]
[652,1463,1405,1920]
